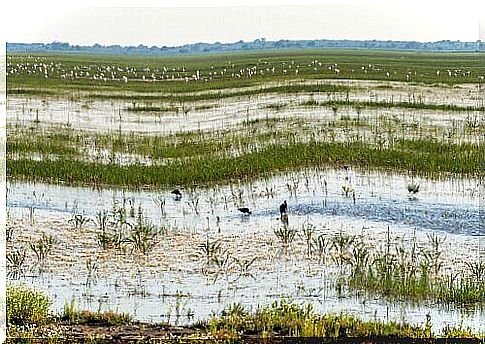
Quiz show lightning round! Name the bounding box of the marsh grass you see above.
[341,185,355,198]
[93,204,162,254]
[68,213,91,230]
[6,295,484,341]
[300,222,316,256]
[29,233,56,266]
[7,285,52,326]
[274,226,297,247]
[124,105,177,113]
[61,300,132,326]
[152,195,166,218]
[126,207,161,255]
[209,299,436,339]
[82,83,352,103]
[8,138,480,187]
[8,93,482,187]
[301,99,485,112]
[7,130,81,158]
[342,233,484,306]
[6,225,15,242]
[5,49,485,341]
[7,248,27,277]
[330,231,356,268]
[265,103,288,111]
[233,256,258,277]
[85,258,98,281]
[312,234,331,264]
[94,210,110,248]
[465,261,485,284]
[198,237,225,269]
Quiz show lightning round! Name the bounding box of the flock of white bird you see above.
[6,55,480,84]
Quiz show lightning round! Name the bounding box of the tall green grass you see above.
[6,294,483,340]
[347,245,485,306]
[7,138,480,187]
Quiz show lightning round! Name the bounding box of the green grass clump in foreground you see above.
[7,285,51,326]
[7,139,480,187]
[209,299,482,340]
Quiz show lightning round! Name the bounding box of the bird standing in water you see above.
[279,200,288,216]
[279,200,289,226]
[171,189,182,200]
[238,207,252,215]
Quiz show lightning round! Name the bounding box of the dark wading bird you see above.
[279,200,288,216]
[238,207,252,215]
[279,200,289,226]
[171,189,182,200]
[407,181,420,200]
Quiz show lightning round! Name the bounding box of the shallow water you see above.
[10,261,484,332]
[7,167,481,235]
[6,167,484,332]
[7,79,481,136]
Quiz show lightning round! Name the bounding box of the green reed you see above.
[8,138,480,188]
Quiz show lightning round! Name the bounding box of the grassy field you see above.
[7,49,485,96]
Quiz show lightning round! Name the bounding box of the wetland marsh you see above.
[5,50,484,340]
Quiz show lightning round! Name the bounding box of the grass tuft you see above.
[7,285,52,326]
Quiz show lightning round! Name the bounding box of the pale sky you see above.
[1,0,484,47]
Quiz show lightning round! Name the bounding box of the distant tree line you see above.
[6,38,483,55]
